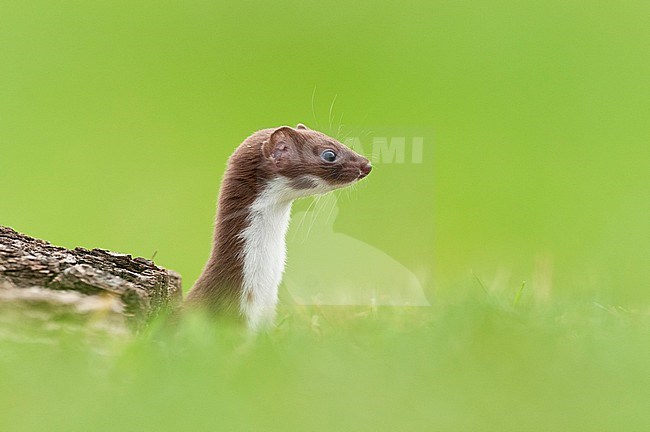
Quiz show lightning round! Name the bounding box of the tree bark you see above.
[0,226,182,333]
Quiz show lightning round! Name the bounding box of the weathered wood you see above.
[0,226,182,331]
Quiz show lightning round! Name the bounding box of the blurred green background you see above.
[1,2,650,431]
[1,0,648,302]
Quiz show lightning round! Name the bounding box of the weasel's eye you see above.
[321,150,337,163]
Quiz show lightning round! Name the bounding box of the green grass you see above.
[2,287,650,432]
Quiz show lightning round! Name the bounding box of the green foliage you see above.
[2,290,650,431]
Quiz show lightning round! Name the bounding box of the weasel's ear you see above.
[296,123,309,130]
[263,126,300,163]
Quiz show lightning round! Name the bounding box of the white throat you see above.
[238,178,295,330]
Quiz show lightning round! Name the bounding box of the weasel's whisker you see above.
[336,112,345,139]
[311,85,321,129]
[305,194,325,239]
[293,197,319,240]
[328,94,338,133]
[339,130,352,143]
[325,193,337,227]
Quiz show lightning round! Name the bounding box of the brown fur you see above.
[184,125,371,318]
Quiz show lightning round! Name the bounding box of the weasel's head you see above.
[261,124,372,197]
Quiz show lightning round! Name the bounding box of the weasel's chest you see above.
[238,198,292,328]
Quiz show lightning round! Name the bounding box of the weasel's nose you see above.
[358,162,372,179]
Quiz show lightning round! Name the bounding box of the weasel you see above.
[185,124,372,330]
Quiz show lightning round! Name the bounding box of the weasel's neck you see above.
[189,177,293,330]
[239,179,293,329]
